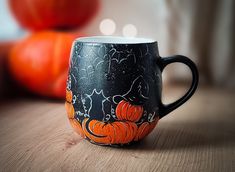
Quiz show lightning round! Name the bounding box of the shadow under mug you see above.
[65,36,199,146]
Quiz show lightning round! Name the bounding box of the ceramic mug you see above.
[65,36,199,146]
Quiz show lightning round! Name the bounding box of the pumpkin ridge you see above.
[125,122,136,142]
[130,122,138,139]
[119,121,130,142]
[126,103,132,121]
[110,123,118,143]
[121,101,128,120]
[116,100,125,120]
[83,119,107,138]
[135,122,149,141]
[114,122,126,143]
[131,104,137,121]
[65,102,75,119]
[109,123,117,144]
[91,120,102,134]
[66,89,73,103]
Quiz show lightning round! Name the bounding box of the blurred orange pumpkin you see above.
[9,31,81,98]
[8,0,99,31]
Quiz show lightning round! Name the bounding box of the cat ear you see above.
[94,89,98,94]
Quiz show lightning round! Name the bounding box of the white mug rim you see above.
[75,36,157,45]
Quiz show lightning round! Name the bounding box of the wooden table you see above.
[0,86,234,172]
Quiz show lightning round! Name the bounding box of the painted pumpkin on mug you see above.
[65,86,159,145]
[116,100,143,122]
[65,89,84,137]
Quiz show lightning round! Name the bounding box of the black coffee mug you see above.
[65,36,199,146]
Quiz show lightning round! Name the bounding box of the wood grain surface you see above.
[0,86,234,172]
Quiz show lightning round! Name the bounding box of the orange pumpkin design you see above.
[134,117,159,141]
[65,89,75,119]
[116,100,143,122]
[65,89,84,137]
[66,89,73,103]
[65,91,159,144]
[65,102,75,119]
[69,119,84,138]
[82,118,138,144]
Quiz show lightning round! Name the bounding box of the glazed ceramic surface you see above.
[65,36,199,146]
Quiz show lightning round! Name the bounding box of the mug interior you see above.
[75,36,156,44]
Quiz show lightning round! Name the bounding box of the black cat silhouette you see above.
[82,89,108,121]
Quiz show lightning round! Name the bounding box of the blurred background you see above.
[0,0,234,100]
[1,1,235,170]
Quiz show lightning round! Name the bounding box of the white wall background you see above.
[0,0,26,41]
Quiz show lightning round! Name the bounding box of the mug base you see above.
[84,137,141,148]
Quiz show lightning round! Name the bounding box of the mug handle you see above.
[158,55,199,118]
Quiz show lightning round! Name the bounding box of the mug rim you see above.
[74,36,157,45]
